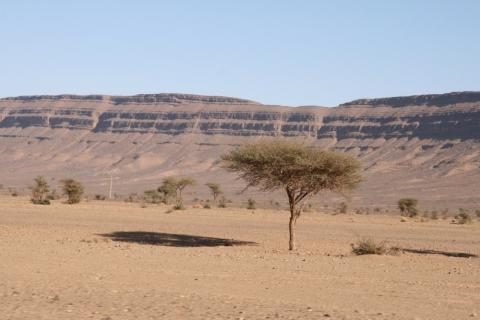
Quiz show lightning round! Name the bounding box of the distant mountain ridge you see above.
[0,93,260,105]
[341,91,480,107]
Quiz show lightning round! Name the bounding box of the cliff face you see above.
[0,92,479,208]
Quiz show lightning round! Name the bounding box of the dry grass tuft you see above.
[351,238,401,256]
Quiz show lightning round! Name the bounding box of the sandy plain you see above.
[1,196,479,320]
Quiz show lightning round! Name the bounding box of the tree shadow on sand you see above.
[99,231,257,248]
[402,248,477,258]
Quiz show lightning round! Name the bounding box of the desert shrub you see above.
[338,202,348,214]
[218,196,227,208]
[203,202,211,209]
[351,238,401,255]
[374,207,381,213]
[398,198,418,217]
[143,190,162,204]
[247,198,256,210]
[60,179,84,204]
[174,203,185,210]
[30,176,51,205]
[10,189,18,197]
[351,238,387,255]
[475,209,480,218]
[455,208,473,224]
[430,210,438,220]
[354,208,363,215]
[95,194,106,201]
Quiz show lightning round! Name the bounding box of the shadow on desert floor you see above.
[402,248,478,258]
[99,231,258,247]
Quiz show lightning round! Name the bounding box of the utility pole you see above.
[108,175,113,199]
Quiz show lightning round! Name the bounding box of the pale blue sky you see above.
[0,1,478,106]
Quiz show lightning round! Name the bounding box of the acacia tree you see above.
[222,140,362,250]
[158,177,196,208]
[206,182,223,205]
[175,178,196,208]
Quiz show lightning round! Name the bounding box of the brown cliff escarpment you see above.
[0,91,479,208]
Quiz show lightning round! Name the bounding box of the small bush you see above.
[10,189,18,197]
[338,202,348,214]
[174,203,185,210]
[430,210,438,220]
[351,238,401,255]
[475,209,480,218]
[398,198,418,217]
[143,190,162,204]
[30,176,51,205]
[454,208,473,224]
[351,238,387,255]
[247,198,256,210]
[60,178,84,204]
[203,203,211,209]
[95,194,106,201]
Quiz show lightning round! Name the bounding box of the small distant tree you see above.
[158,177,196,208]
[30,176,51,205]
[398,198,418,217]
[222,140,362,250]
[60,178,84,204]
[206,182,223,205]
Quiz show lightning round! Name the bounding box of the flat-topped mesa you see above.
[0,93,261,105]
[340,91,480,108]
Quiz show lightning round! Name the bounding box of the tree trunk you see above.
[289,212,298,250]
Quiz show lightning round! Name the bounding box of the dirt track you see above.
[1,197,479,319]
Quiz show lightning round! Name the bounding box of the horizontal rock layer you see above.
[1,92,479,140]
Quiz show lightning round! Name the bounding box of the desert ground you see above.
[1,196,479,320]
